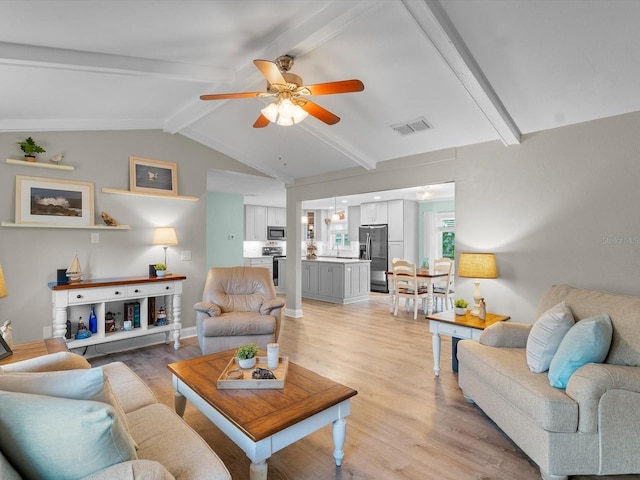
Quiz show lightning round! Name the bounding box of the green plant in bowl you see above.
[236,342,259,360]
[454,299,468,309]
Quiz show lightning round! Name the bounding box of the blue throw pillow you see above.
[548,314,613,388]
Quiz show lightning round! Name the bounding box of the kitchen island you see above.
[277,257,371,304]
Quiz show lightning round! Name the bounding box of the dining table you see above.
[385,269,449,315]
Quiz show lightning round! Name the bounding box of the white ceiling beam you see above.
[180,126,295,185]
[0,41,234,83]
[401,0,521,145]
[0,117,161,132]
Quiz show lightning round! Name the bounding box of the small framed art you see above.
[129,156,178,196]
[15,175,95,226]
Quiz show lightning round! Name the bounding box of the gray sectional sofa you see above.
[457,285,640,480]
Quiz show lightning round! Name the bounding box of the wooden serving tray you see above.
[217,356,289,390]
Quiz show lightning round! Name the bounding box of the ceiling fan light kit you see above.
[201,55,364,127]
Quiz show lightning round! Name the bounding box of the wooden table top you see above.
[0,337,69,366]
[425,310,510,329]
[167,349,358,442]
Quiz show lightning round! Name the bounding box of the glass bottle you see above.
[89,305,98,334]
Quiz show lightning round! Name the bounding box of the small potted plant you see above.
[236,342,260,369]
[155,263,167,277]
[454,298,468,316]
[16,136,46,162]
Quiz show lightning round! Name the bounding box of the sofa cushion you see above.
[548,314,613,388]
[457,341,578,433]
[200,311,276,337]
[80,460,176,480]
[526,302,575,373]
[101,362,157,414]
[0,367,135,448]
[0,390,137,480]
[536,285,640,366]
[127,403,231,480]
[0,351,90,373]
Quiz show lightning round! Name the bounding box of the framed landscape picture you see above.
[0,334,11,361]
[15,175,95,226]
[129,156,178,196]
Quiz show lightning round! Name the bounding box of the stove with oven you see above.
[262,246,285,286]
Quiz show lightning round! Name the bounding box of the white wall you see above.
[0,130,260,346]
[455,110,640,322]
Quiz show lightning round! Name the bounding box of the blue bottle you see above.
[89,305,98,334]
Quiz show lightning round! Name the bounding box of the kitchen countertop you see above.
[302,257,370,264]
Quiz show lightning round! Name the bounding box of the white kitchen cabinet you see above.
[245,205,267,241]
[388,199,404,241]
[348,206,360,247]
[267,207,286,226]
[49,275,185,351]
[301,259,370,304]
[319,263,344,298]
[360,201,388,224]
[302,261,319,295]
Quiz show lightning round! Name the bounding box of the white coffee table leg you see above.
[250,461,268,480]
[332,417,346,466]
[432,332,441,377]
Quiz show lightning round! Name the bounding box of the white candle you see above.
[267,343,279,369]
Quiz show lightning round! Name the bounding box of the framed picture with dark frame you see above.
[0,334,12,361]
[15,175,95,226]
[129,156,178,196]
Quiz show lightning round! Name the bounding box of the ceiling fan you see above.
[200,55,364,128]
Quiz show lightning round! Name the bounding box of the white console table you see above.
[49,274,186,350]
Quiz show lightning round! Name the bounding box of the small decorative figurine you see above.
[1,320,13,348]
[101,211,119,226]
[155,306,167,326]
[479,298,487,321]
[75,316,91,339]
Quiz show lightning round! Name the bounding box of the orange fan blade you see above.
[301,79,364,96]
[253,59,287,86]
[299,99,340,125]
[253,114,270,128]
[200,92,265,101]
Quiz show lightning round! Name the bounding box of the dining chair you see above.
[392,260,429,320]
[432,257,455,312]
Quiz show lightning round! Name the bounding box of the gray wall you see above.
[455,110,640,322]
[0,130,259,347]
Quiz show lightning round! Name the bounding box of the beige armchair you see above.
[194,267,285,355]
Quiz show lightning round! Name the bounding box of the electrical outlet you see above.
[180,250,192,261]
[43,326,53,338]
[91,233,99,244]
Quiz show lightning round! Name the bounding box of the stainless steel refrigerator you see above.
[359,224,389,293]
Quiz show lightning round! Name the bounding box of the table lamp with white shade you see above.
[457,253,498,316]
[152,227,178,267]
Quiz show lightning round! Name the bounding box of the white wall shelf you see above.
[1,221,130,230]
[6,158,75,171]
[102,187,198,201]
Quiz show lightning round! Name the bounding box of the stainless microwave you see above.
[267,226,286,240]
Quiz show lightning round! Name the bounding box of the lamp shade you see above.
[152,227,178,246]
[458,253,498,279]
[0,265,7,299]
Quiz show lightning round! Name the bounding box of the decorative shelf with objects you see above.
[6,158,75,171]
[49,274,186,351]
[102,188,198,201]
[1,221,130,230]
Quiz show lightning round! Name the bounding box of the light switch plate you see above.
[180,250,192,261]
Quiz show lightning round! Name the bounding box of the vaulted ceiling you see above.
[3,1,640,185]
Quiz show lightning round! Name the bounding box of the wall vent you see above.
[390,117,433,135]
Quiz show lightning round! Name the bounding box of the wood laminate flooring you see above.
[89,294,639,480]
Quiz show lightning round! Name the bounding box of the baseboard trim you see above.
[285,307,303,318]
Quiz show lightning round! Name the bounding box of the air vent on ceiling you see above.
[390,117,433,136]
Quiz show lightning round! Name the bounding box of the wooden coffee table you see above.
[426,309,510,376]
[167,350,357,480]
